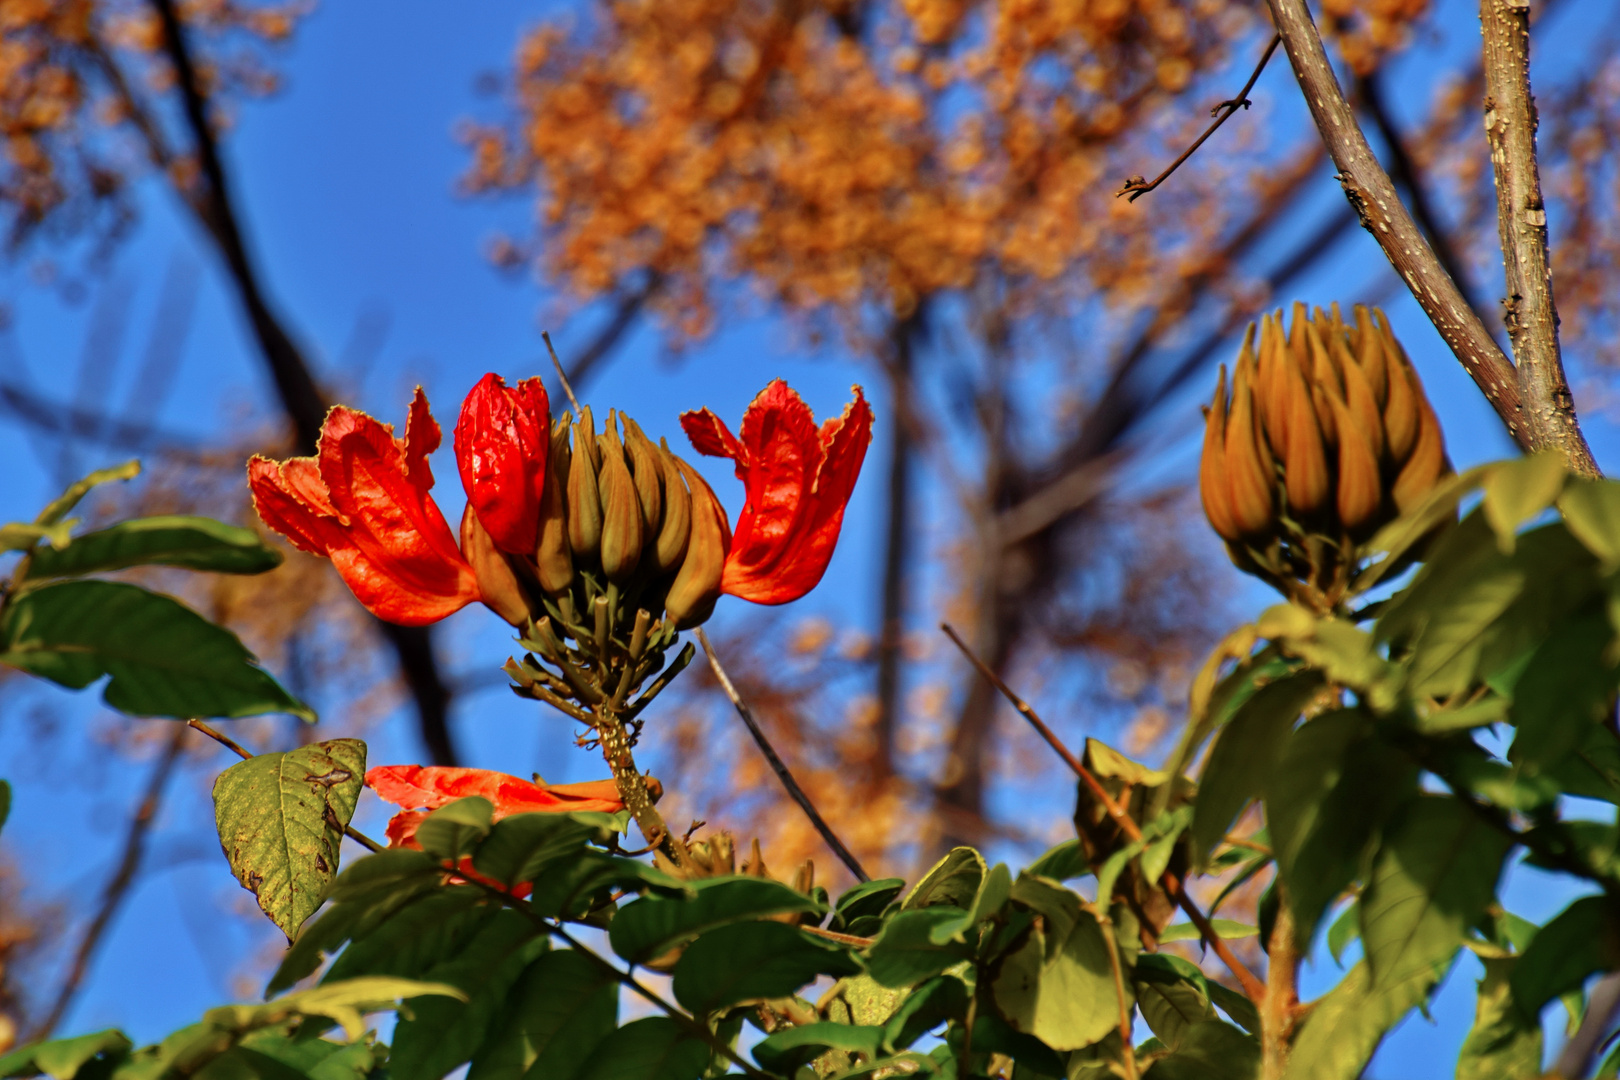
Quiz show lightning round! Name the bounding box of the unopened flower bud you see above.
[1225,333,1275,537]
[664,459,730,629]
[653,437,692,573]
[598,413,645,583]
[1393,390,1447,511]
[621,416,664,535]
[1326,392,1381,535]
[460,505,535,627]
[567,410,603,558]
[535,418,574,594]
[1280,341,1330,518]
[1200,366,1242,544]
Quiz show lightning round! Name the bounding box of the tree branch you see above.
[1479,0,1598,476]
[148,0,461,764]
[31,725,188,1041]
[874,311,920,778]
[1263,0,1532,450]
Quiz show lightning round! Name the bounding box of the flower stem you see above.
[594,705,686,868]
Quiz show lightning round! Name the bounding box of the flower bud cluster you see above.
[1199,303,1450,610]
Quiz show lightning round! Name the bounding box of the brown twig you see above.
[1262,0,1536,452]
[875,310,922,776]
[1089,901,1140,1080]
[940,622,1268,1002]
[186,720,384,853]
[1117,34,1281,202]
[1479,0,1599,477]
[31,725,188,1040]
[147,0,462,766]
[542,331,583,416]
[697,629,872,883]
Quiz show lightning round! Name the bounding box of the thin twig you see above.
[1089,902,1139,1080]
[1263,0,1536,452]
[874,310,921,777]
[940,622,1267,1002]
[186,720,384,853]
[697,629,871,883]
[1117,34,1281,202]
[1479,0,1599,477]
[32,725,188,1040]
[542,331,584,415]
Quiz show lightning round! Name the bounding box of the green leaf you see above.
[1507,611,1619,771]
[388,914,544,1080]
[1360,797,1510,997]
[1327,901,1359,966]
[523,849,686,920]
[467,949,617,1080]
[752,1024,885,1076]
[1134,968,1214,1049]
[1356,464,1493,592]
[1284,960,1443,1080]
[1561,479,1620,568]
[1192,670,1323,865]
[206,977,465,1042]
[1511,895,1620,1019]
[1456,956,1543,1080]
[469,813,601,890]
[323,888,500,984]
[1544,723,1620,803]
[574,1018,708,1080]
[987,886,1120,1051]
[1139,1020,1258,1080]
[1266,709,1415,952]
[1483,452,1567,554]
[233,1030,387,1080]
[1025,840,1088,882]
[0,580,314,721]
[35,461,141,527]
[882,975,968,1051]
[0,1030,133,1080]
[25,516,283,578]
[902,848,984,910]
[671,920,860,1014]
[828,877,906,935]
[863,908,974,989]
[414,798,494,861]
[608,875,825,965]
[1156,920,1256,943]
[213,739,366,938]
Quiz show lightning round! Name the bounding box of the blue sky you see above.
[0,0,1615,1073]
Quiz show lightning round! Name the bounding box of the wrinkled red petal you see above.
[365,765,624,818]
[681,407,747,465]
[454,374,549,554]
[403,387,441,493]
[385,810,427,849]
[247,456,338,555]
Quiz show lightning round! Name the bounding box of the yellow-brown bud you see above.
[652,437,692,573]
[567,412,602,558]
[1352,305,1388,408]
[597,413,645,583]
[665,459,730,629]
[1225,337,1275,537]
[1327,393,1381,535]
[1280,341,1331,518]
[535,418,574,593]
[1393,390,1447,512]
[622,416,664,535]
[1200,366,1242,543]
[460,504,535,627]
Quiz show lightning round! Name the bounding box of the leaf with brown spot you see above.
[212,738,367,938]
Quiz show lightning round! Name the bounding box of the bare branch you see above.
[1479,0,1598,476]
[31,725,187,1041]
[874,311,921,777]
[697,630,871,883]
[1263,0,1532,450]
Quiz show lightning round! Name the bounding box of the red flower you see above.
[454,374,551,554]
[248,390,480,626]
[365,765,625,849]
[680,380,873,604]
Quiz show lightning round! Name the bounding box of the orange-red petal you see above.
[365,765,625,817]
[454,374,550,554]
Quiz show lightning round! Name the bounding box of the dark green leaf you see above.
[863,908,974,989]
[413,798,494,861]
[1507,612,1619,770]
[574,1017,708,1080]
[213,739,366,938]
[34,462,140,527]
[1024,840,1087,882]
[323,888,502,984]
[882,976,968,1051]
[1511,895,1620,1019]
[0,1031,133,1080]
[902,848,984,910]
[469,814,601,890]
[524,849,686,920]
[0,581,314,721]
[752,1023,885,1076]
[671,921,859,1014]
[987,888,1119,1051]
[388,915,545,1080]
[828,878,906,935]
[1457,956,1543,1080]
[1483,452,1567,554]
[963,1013,1070,1078]
[233,1030,387,1080]
[608,876,824,965]
[1266,709,1415,952]
[468,949,617,1080]
[1356,465,1489,592]
[1361,797,1510,997]
[1134,967,1213,1049]
[1192,670,1324,865]
[25,517,283,578]
[1544,724,1620,803]
[1139,1020,1258,1080]
[1561,479,1620,568]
